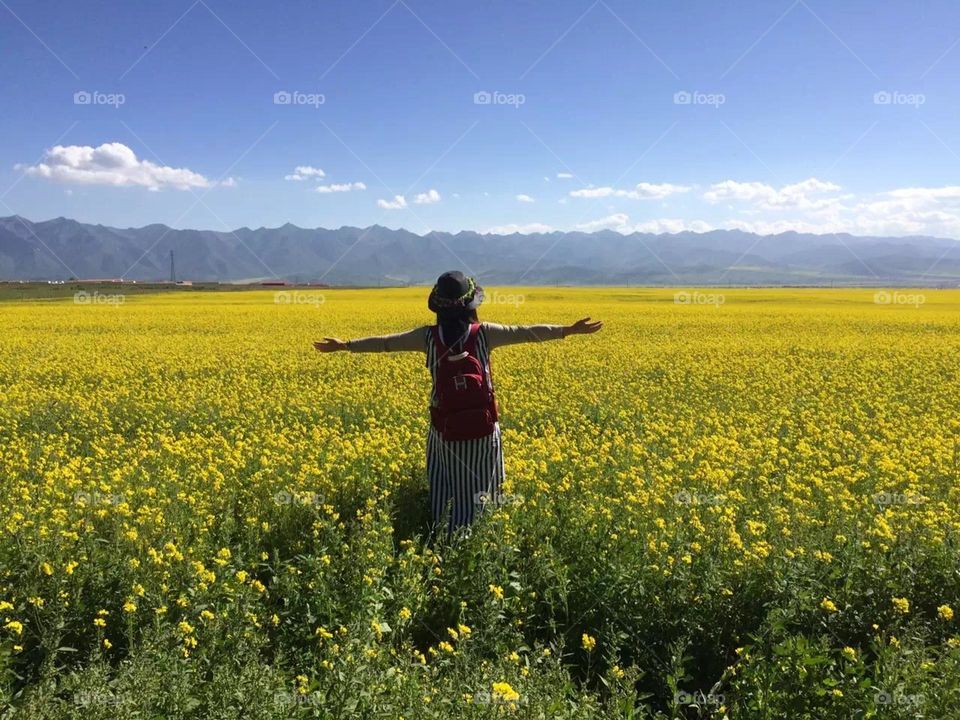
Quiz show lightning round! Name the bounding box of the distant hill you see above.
[2,215,958,285]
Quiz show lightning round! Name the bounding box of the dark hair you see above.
[428,271,483,349]
[436,307,478,350]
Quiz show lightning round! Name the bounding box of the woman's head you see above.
[428,271,484,345]
[428,271,484,313]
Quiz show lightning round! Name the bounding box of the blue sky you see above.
[2,0,960,237]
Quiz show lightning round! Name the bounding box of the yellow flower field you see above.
[0,286,959,718]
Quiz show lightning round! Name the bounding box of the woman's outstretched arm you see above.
[313,327,428,353]
[483,317,603,350]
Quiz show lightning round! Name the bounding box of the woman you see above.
[313,271,602,536]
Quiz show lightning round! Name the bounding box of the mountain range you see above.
[1,215,958,286]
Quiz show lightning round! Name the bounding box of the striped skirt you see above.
[427,423,505,535]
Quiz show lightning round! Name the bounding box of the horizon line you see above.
[2,213,958,243]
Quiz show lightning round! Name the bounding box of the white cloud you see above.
[570,182,691,200]
[315,182,366,193]
[705,181,960,238]
[557,172,574,179]
[562,180,960,239]
[377,195,408,210]
[516,194,535,203]
[883,186,960,201]
[20,142,212,191]
[634,182,692,199]
[570,187,616,199]
[576,213,713,234]
[632,218,713,234]
[576,213,630,232]
[285,166,325,181]
[485,222,555,235]
[703,180,776,204]
[704,178,842,209]
[221,177,238,188]
[414,189,441,205]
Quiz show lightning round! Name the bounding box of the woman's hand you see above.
[313,337,349,352]
[565,317,604,336]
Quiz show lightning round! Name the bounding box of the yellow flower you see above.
[102,638,112,649]
[398,607,412,621]
[438,641,454,653]
[123,600,137,613]
[492,682,520,703]
[820,598,838,613]
[841,646,857,661]
[41,562,53,576]
[4,620,24,636]
[489,584,504,600]
[581,633,597,652]
[938,605,954,622]
[892,597,910,615]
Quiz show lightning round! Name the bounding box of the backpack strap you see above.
[431,325,445,356]
[433,323,480,356]
[463,322,481,355]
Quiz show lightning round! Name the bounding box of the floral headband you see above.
[429,276,476,308]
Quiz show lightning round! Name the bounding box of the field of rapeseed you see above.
[1,286,959,719]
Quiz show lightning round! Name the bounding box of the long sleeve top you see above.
[345,322,565,353]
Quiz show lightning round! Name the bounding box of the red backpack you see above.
[429,323,499,441]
